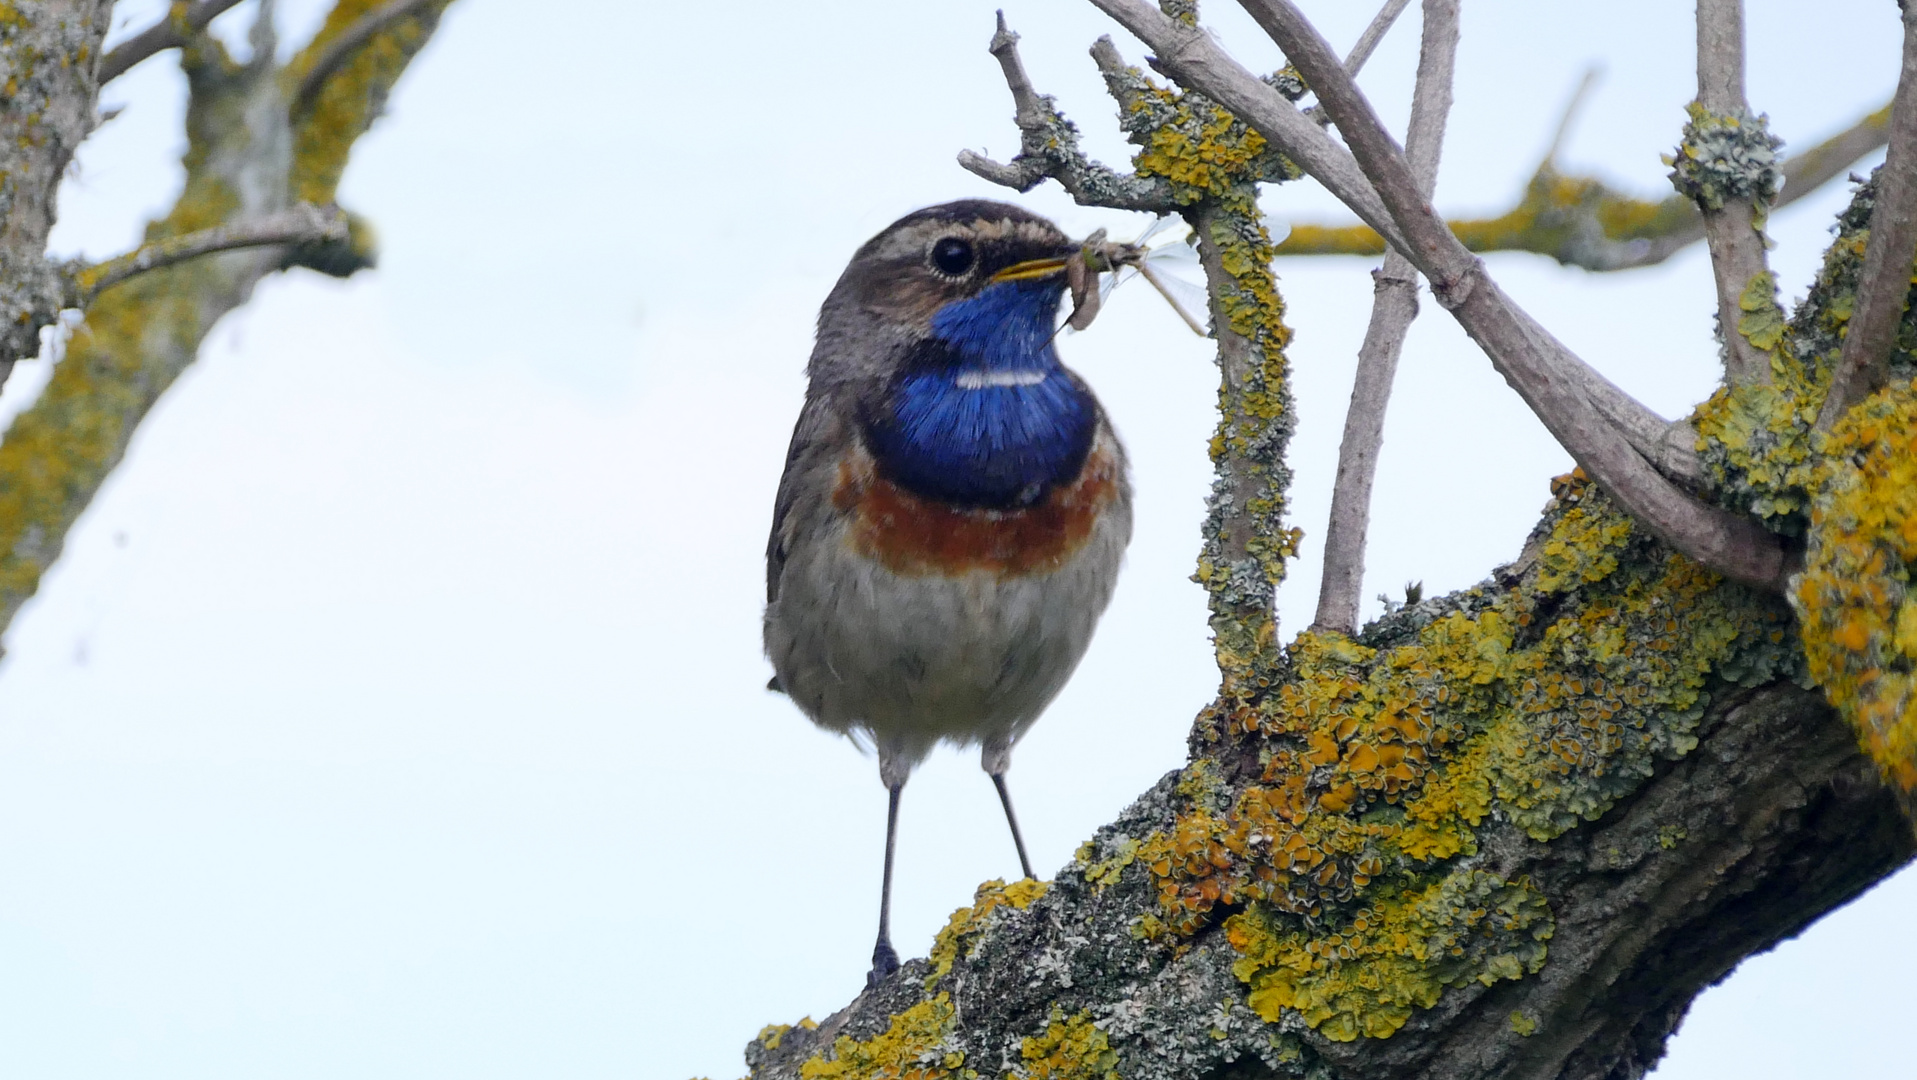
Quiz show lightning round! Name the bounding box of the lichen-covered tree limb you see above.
[1314,0,1455,635]
[750,480,1912,1080]
[0,0,457,645]
[0,0,113,389]
[1816,2,1917,431]
[1273,102,1891,271]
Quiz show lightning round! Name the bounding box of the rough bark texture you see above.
[0,0,113,386]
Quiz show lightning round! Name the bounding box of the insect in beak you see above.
[992,226,1208,336]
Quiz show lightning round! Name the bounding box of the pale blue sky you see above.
[0,2,1909,1078]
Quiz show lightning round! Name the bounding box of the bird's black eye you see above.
[930,236,975,277]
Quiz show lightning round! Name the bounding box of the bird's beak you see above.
[989,256,1072,283]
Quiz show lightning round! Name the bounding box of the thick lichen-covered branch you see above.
[750,472,1909,1080]
[0,0,456,646]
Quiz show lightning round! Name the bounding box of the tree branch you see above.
[1344,0,1412,75]
[1086,0,1415,256]
[290,0,439,117]
[1817,2,1917,431]
[67,204,349,304]
[1314,0,1456,634]
[1686,0,1779,385]
[0,0,458,650]
[956,13,1179,212]
[96,0,248,83]
[1273,102,1890,270]
[1224,0,1790,590]
[0,1,111,393]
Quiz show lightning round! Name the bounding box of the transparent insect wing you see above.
[1066,216,1210,336]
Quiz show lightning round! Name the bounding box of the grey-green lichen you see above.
[1666,103,1784,212]
[1692,170,1917,536]
[1095,53,1300,693]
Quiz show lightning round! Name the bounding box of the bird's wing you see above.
[766,390,851,605]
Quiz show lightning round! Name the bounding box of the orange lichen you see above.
[1796,382,1917,797]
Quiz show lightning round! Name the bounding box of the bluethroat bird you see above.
[764,200,1134,986]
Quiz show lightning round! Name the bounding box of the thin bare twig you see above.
[1314,0,1457,634]
[1345,0,1412,75]
[1544,66,1601,164]
[1691,0,1777,385]
[1227,0,1789,589]
[69,204,349,303]
[97,0,248,83]
[292,0,437,117]
[957,13,1178,211]
[1818,2,1917,430]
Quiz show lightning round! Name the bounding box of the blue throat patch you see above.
[865,279,1096,509]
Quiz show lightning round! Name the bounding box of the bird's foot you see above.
[866,940,900,988]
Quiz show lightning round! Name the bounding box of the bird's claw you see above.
[866,940,901,988]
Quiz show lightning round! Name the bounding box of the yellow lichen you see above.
[1226,871,1551,1042]
[1016,1009,1120,1080]
[1796,381,1917,797]
[1131,478,1795,1038]
[799,996,964,1080]
[923,878,1050,989]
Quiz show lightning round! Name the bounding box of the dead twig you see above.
[1818,2,1917,430]
[1314,0,1457,634]
[97,0,248,83]
[69,204,349,304]
[957,13,1178,212]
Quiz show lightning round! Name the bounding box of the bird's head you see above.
[811,200,1109,386]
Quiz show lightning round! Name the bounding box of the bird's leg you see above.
[982,736,1035,880]
[868,776,905,987]
[989,771,1036,881]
